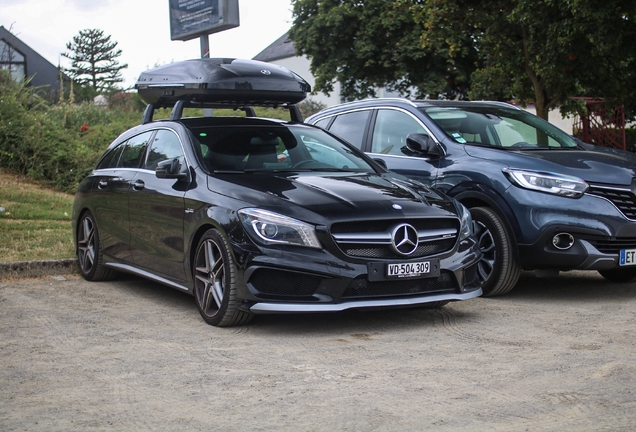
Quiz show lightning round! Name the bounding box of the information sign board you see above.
[169,0,239,41]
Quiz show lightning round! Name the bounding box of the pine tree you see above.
[62,29,128,96]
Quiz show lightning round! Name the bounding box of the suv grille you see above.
[331,218,458,259]
[580,236,636,254]
[341,271,457,298]
[587,186,636,220]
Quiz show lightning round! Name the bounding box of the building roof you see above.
[253,31,296,62]
[0,25,65,92]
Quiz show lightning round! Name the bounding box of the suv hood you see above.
[208,172,458,222]
[465,146,636,185]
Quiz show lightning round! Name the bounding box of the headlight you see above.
[503,168,588,198]
[238,208,321,248]
[457,202,473,240]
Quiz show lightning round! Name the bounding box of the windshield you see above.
[192,124,376,173]
[421,106,578,149]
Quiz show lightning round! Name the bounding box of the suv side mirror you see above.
[373,158,388,169]
[406,133,442,158]
[156,158,188,180]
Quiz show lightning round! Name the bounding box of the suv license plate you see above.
[387,261,430,278]
[619,249,636,266]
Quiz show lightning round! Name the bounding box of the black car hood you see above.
[465,145,636,185]
[208,172,458,222]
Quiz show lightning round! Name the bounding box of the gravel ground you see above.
[1,270,636,431]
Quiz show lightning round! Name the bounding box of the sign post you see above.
[169,0,240,115]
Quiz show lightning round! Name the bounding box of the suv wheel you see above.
[471,207,521,296]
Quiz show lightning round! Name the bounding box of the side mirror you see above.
[373,158,388,169]
[406,133,443,158]
[156,158,187,180]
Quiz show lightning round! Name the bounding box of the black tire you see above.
[470,206,520,296]
[76,211,117,281]
[598,268,636,283]
[193,229,253,327]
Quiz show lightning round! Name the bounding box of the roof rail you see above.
[141,100,302,124]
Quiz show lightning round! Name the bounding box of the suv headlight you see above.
[238,208,321,248]
[503,168,588,198]
[457,202,473,240]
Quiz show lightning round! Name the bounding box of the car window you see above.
[422,106,578,149]
[144,129,185,171]
[327,111,370,149]
[371,109,428,155]
[313,117,331,129]
[291,131,369,169]
[118,131,153,168]
[191,125,375,172]
[490,117,562,147]
[96,143,125,170]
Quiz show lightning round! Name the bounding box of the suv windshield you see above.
[193,125,376,173]
[421,106,579,149]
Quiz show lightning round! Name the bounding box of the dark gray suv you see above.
[307,99,636,296]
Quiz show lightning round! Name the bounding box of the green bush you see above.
[0,71,141,192]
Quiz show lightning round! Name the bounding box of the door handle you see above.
[98,180,108,188]
[132,180,145,190]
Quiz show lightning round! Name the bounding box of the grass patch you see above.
[0,170,75,262]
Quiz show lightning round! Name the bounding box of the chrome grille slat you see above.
[587,185,636,220]
[331,218,458,259]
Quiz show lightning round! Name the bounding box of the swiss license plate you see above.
[387,261,430,278]
[619,249,636,266]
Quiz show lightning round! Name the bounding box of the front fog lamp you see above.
[503,168,588,198]
[238,208,321,248]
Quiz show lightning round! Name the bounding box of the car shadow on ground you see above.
[110,273,480,333]
[498,270,636,303]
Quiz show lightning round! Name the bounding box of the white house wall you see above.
[270,56,342,107]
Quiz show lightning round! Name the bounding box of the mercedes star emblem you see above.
[391,223,419,256]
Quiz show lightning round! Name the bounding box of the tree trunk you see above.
[533,91,549,120]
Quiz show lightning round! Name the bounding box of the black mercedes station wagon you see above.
[72,59,482,326]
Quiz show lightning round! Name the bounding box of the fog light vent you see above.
[552,233,575,250]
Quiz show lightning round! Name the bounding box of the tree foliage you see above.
[289,0,477,101]
[62,29,128,97]
[290,0,636,119]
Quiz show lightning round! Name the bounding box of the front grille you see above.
[331,218,458,259]
[587,186,636,220]
[341,271,457,298]
[342,239,456,258]
[250,268,321,297]
[581,236,636,254]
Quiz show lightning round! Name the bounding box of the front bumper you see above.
[512,191,636,271]
[249,289,482,314]
[231,237,482,313]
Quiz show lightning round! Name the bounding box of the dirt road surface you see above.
[1,270,635,431]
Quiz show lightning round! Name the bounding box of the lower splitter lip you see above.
[248,288,483,314]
